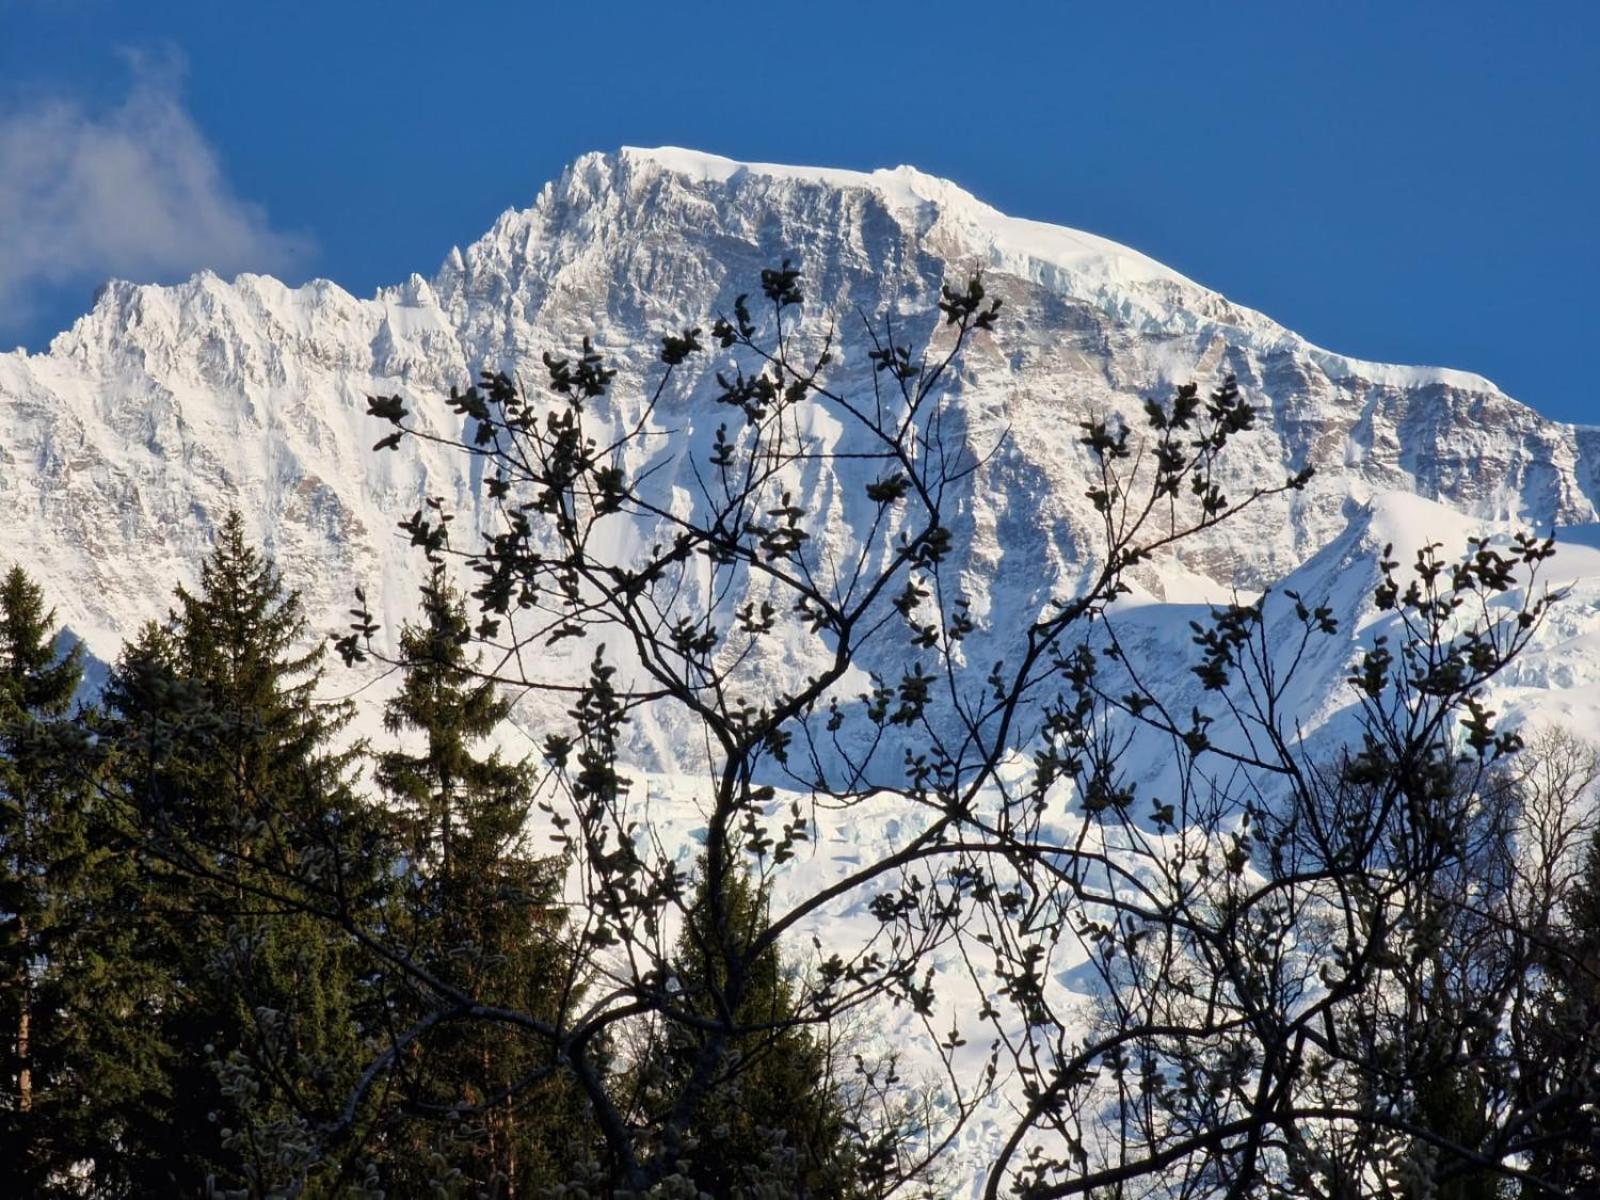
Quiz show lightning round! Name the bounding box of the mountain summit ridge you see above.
[18,146,1523,399]
[1,146,1596,756]
[467,147,1506,393]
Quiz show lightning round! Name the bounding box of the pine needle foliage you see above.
[371,570,593,1194]
[100,512,389,1195]
[638,858,862,1199]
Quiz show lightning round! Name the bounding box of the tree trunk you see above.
[16,912,30,1114]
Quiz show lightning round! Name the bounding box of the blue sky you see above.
[1,1,1595,423]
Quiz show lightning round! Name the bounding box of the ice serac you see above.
[2,145,1597,749]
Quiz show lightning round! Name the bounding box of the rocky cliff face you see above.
[2,145,1596,748]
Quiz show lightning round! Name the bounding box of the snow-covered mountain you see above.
[3,145,1596,744]
[6,146,1600,1192]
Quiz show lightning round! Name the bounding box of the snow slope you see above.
[3,146,1598,1190]
[4,145,1594,668]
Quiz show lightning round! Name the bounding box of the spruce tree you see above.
[0,565,89,1192]
[372,570,587,1194]
[102,512,389,1195]
[0,572,200,1198]
[643,858,860,1199]
[1521,824,1600,1192]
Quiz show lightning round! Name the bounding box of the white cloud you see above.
[0,56,311,332]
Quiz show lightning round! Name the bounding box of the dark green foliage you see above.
[639,859,861,1198]
[98,512,390,1195]
[1521,823,1600,1193]
[0,564,90,1193]
[370,570,592,1193]
[1406,1053,1498,1200]
[0,567,183,1199]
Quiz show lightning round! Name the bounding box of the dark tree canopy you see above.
[370,570,590,1194]
[96,513,387,1195]
[0,565,91,1194]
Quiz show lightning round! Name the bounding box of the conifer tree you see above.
[0,565,90,1192]
[1521,823,1600,1192]
[0,576,201,1198]
[641,857,861,1199]
[101,512,390,1195]
[372,570,588,1194]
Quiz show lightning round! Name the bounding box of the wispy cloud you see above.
[0,53,311,334]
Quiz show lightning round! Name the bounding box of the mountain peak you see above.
[5,145,1590,692]
[609,144,1200,295]
[616,144,977,211]
[595,148,1507,398]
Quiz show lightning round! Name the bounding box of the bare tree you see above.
[339,259,1335,1195]
[134,256,1583,1198]
[974,529,1587,1199]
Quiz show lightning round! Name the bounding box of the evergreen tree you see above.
[372,570,589,1195]
[0,565,90,1192]
[642,858,861,1199]
[101,512,390,1195]
[0,569,208,1197]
